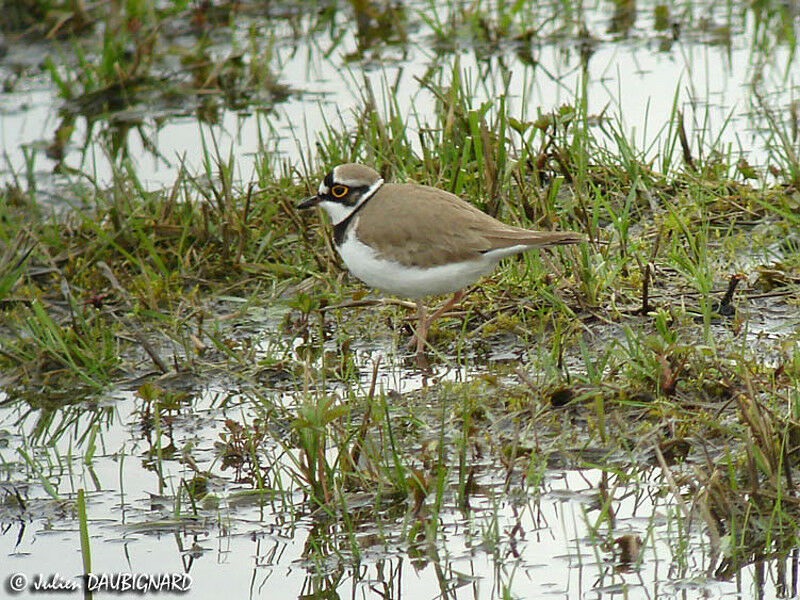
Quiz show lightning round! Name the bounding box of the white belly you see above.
[337,231,499,298]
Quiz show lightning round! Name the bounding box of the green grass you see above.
[2,1,800,595]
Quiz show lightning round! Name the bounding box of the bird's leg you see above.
[407,290,466,366]
[426,290,465,326]
[414,300,429,369]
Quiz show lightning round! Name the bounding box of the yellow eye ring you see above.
[331,185,348,198]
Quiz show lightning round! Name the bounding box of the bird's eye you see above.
[331,185,348,198]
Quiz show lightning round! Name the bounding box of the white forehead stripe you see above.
[332,164,380,188]
[318,182,329,195]
[337,176,371,187]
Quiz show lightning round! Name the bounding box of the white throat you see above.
[319,177,384,225]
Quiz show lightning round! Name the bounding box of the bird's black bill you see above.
[297,195,320,209]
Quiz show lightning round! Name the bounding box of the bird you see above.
[298,163,585,367]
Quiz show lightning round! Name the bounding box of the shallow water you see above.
[1,1,797,192]
[2,287,800,598]
[2,1,800,598]
[1,365,797,599]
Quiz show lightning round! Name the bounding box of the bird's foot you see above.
[414,350,431,372]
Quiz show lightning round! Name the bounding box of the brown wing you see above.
[355,183,583,268]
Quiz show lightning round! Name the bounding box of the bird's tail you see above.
[535,231,586,247]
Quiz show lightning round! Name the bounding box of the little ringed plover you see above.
[298,163,584,366]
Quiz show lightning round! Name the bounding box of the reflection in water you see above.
[2,366,800,599]
[0,0,797,190]
[2,1,800,598]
